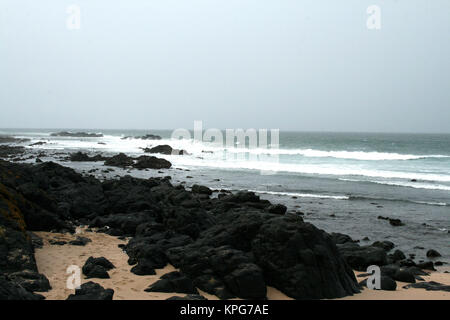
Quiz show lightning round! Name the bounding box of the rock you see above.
[426,249,441,258]
[166,294,207,300]
[331,233,355,245]
[66,281,114,300]
[70,152,105,162]
[7,270,52,292]
[191,185,212,195]
[130,259,156,276]
[135,134,162,140]
[133,156,172,169]
[337,243,388,271]
[0,275,44,300]
[82,256,115,279]
[390,249,406,262]
[371,241,395,252]
[69,236,92,246]
[252,215,359,299]
[267,204,287,215]
[393,270,416,283]
[49,240,67,245]
[104,153,134,167]
[403,281,450,292]
[145,272,198,294]
[144,145,189,155]
[50,132,103,138]
[416,261,436,271]
[389,218,404,226]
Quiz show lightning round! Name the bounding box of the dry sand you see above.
[34,229,449,300]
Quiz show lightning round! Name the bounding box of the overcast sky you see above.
[1,0,449,132]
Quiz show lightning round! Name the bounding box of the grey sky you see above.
[1,0,449,132]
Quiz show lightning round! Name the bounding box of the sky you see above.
[1,0,449,132]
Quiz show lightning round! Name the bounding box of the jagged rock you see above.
[145,271,198,294]
[66,281,114,300]
[426,249,441,258]
[7,270,51,292]
[104,153,134,167]
[191,185,212,195]
[50,132,103,138]
[143,145,189,155]
[403,281,450,292]
[82,256,115,279]
[133,156,172,169]
[69,236,92,246]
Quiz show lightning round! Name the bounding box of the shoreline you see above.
[0,137,449,300]
[34,228,450,300]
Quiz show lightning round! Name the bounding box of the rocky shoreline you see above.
[0,137,448,300]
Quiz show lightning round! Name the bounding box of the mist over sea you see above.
[2,128,449,265]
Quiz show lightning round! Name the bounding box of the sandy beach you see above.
[34,229,449,300]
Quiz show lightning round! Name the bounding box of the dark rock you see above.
[49,240,67,245]
[145,271,198,294]
[135,134,162,140]
[70,152,105,162]
[50,132,103,138]
[371,241,395,252]
[426,249,441,258]
[403,281,450,292]
[69,236,92,246]
[389,218,404,226]
[166,294,207,300]
[144,145,189,155]
[134,156,172,170]
[337,243,388,271]
[82,256,115,279]
[331,233,356,245]
[104,153,134,167]
[390,249,406,262]
[66,281,114,300]
[416,261,436,271]
[267,204,287,215]
[130,259,156,276]
[0,275,44,300]
[393,270,416,283]
[252,215,359,299]
[7,270,52,292]
[191,185,213,195]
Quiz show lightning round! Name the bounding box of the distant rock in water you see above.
[70,152,105,162]
[50,131,103,138]
[144,145,189,155]
[134,134,162,140]
[134,156,172,169]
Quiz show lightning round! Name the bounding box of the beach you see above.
[34,228,450,300]
[0,131,449,301]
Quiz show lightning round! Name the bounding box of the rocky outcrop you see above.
[50,132,103,138]
[144,145,189,155]
[66,281,114,300]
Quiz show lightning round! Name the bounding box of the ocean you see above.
[1,128,449,266]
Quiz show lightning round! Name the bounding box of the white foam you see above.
[248,189,349,200]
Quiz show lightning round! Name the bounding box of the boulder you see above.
[145,272,198,294]
[133,156,172,169]
[66,281,114,300]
